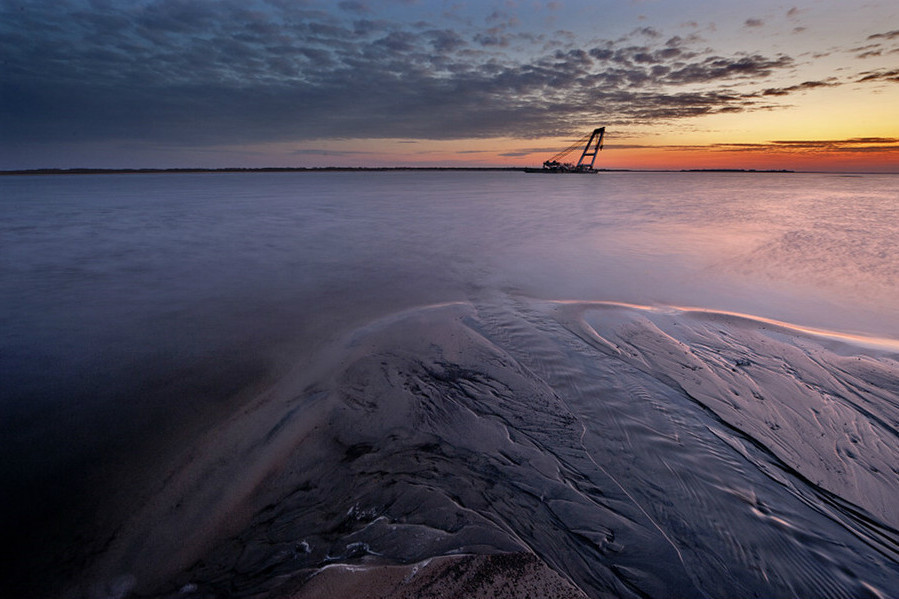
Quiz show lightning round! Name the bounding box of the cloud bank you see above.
[1,1,896,152]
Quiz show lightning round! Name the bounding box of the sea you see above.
[2,171,898,598]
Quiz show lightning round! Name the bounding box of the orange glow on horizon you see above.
[446,141,899,173]
[282,130,899,173]
[599,146,899,173]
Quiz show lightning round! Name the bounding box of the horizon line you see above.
[7,166,897,176]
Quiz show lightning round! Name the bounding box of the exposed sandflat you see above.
[66,299,899,599]
[287,553,588,599]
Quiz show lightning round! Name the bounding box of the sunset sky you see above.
[2,0,898,171]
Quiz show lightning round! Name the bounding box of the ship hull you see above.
[523,168,598,174]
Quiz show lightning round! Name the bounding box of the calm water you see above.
[2,171,898,598]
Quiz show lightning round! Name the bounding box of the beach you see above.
[2,171,898,598]
[60,297,899,598]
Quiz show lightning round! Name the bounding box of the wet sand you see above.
[60,297,898,599]
[284,553,588,599]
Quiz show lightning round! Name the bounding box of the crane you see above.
[525,127,605,173]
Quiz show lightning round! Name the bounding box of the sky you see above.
[1,0,898,171]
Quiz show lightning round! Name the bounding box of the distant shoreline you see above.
[0,166,519,176]
[0,166,806,176]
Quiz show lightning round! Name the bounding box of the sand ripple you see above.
[77,297,899,599]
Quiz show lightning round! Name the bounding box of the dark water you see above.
[1,172,898,598]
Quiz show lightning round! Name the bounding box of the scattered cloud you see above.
[0,0,812,146]
[848,29,899,61]
[623,137,899,155]
[631,26,662,38]
[662,54,793,85]
[0,0,891,156]
[857,68,899,83]
[867,30,899,41]
[761,80,838,96]
[710,138,899,154]
[856,49,883,59]
[338,1,370,13]
[766,138,899,153]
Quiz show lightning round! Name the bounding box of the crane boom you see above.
[528,127,605,174]
[576,127,605,170]
[548,132,593,163]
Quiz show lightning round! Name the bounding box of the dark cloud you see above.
[841,137,899,143]
[744,19,764,28]
[664,54,793,85]
[761,80,837,96]
[588,41,700,69]
[626,137,899,154]
[426,28,467,53]
[765,138,899,153]
[867,30,899,40]
[705,138,899,154]
[589,47,614,61]
[631,26,662,38]
[842,29,899,63]
[850,43,880,53]
[338,1,370,13]
[474,31,510,47]
[857,68,899,83]
[0,0,807,149]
